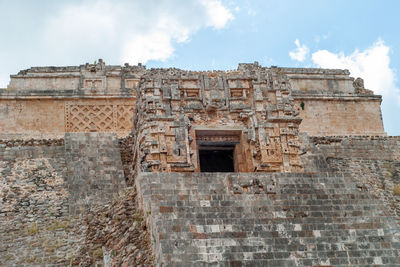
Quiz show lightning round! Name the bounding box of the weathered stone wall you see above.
[0,98,65,138]
[305,136,400,161]
[65,133,126,214]
[0,133,129,266]
[293,97,385,136]
[284,67,385,136]
[73,188,154,266]
[0,139,84,266]
[0,95,135,139]
[136,172,400,266]
[72,134,153,266]
[301,135,400,216]
[282,68,354,93]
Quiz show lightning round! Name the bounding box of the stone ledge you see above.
[311,135,400,143]
[279,67,350,75]
[0,133,65,141]
[0,89,136,99]
[292,92,382,101]
[0,138,64,147]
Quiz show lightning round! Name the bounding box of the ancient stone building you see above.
[0,60,384,140]
[0,61,399,266]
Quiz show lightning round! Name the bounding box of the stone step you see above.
[153,207,387,219]
[146,193,380,204]
[136,172,400,265]
[153,200,385,209]
[163,256,400,267]
[157,227,396,241]
[159,223,395,235]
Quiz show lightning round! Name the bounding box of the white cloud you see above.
[42,0,233,64]
[123,32,174,64]
[312,39,400,134]
[202,0,234,29]
[289,39,309,62]
[0,77,7,89]
[312,39,399,102]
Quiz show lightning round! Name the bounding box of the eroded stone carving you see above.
[85,58,106,72]
[353,77,365,90]
[131,67,304,173]
[353,77,373,94]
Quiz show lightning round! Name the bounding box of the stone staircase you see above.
[136,172,400,266]
[65,133,126,214]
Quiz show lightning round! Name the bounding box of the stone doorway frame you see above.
[194,128,247,172]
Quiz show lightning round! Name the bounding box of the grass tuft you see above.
[393,184,400,196]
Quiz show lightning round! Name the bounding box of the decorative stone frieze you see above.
[0,61,386,138]
[131,67,303,173]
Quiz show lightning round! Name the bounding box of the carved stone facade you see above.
[131,65,306,173]
[0,60,386,145]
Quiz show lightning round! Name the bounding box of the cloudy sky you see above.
[0,0,399,135]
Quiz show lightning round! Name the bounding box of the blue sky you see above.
[0,0,399,135]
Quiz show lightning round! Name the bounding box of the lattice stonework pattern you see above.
[65,102,134,134]
[117,105,135,132]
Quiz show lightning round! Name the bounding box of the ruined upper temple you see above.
[0,60,386,173]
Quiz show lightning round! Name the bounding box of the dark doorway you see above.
[199,146,235,172]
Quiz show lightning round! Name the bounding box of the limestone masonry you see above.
[0,60,384,139]
[0,61,399,266]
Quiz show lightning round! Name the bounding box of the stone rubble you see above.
[72,188,154,267]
